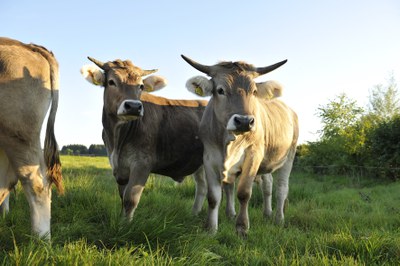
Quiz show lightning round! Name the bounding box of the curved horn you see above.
[181,55,212,75]
[141,69,158,76]
[87,56,105,69]
[255,59,288,76]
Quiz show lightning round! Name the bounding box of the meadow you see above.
[0,155,399,265]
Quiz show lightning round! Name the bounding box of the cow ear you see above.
[185,76,213,97]
[256,80,283,99]
[80,65,105,86]
[143,75,167,92]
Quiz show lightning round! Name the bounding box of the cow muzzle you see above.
[226,114,255,132]
[117,100,144,120]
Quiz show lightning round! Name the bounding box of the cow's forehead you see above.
[104,60,142,81]
[213,72,255,92]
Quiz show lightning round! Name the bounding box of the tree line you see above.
[295,74,400,180]
[60,144,107,156]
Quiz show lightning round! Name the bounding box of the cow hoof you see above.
[236,226,248,238]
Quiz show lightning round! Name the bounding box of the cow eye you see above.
[217,87,225,95]
[253,89,258,96]
[139,84,145,90]
[108,79,116,86]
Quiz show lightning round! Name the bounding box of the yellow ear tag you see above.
[144,84,154,92]
[195,86,204,96]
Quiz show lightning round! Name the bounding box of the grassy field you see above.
[0,155,399,265]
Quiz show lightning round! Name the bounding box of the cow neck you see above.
[114,116,144,157]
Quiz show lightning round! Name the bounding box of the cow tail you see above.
[31,44,64,194]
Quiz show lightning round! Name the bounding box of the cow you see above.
[80,57,208,220]
[182,55,299,236]
[0,37,63,238]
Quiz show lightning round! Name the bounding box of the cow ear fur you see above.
[80,65,105,86]
[185,76,213,97]
[143,75,167,92]
[256,80,283,99]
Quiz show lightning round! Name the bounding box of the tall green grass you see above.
[0,155,399,265]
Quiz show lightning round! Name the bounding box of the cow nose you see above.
[231,115,255,132]
[124,101,143,114]
[117,100,144,118]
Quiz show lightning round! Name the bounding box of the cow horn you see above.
[255,59,288,76]
[87,56,105,69]
[141,69,158,76]
[181,55,212,75]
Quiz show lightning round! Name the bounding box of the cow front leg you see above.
[192,166,207,215]
[236,153,262,237]
[223,181,236,219]
[122,167,150,221]
[204,164,222,234]
[236,176,253,237]
[260,174,273,219]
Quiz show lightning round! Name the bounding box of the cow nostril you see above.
[124,101,133,110]
[249,117,255,128]
[234,116,242,126]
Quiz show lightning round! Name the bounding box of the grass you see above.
[0,155,399,265]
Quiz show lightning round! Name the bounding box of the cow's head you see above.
[81,57,167,121]
[182,55,286,133]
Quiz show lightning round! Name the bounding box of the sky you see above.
[1,1,400,147]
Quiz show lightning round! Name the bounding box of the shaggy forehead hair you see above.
[214,61,256,74]
[103,59,142,80]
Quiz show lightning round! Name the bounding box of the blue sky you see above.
[1,1,400,147]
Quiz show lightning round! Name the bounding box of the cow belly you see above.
[153,153,203,182]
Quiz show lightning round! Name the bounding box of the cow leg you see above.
[0,149,14,216]
[0,194,10,216]
[122,167,150,221]
[7,145,52,238]
[274,149,295,225]
[204,163,222,234]
[236,174,254,237]
[236,153,262,237]
[223,181,236,219]
[260,173,273,219]
[192,166,207,215]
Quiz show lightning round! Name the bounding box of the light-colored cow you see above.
[0,37,63,238]
[182,55,298,236]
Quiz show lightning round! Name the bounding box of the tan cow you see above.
[182,55,299,236]
[0,37,63,238]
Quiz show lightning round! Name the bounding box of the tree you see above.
[88,144,107,156]
[368,74,400,123]
[61,144,88,155]
[317,93,364,140]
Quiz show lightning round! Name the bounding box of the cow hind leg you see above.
[192,166,207,215]
[0,149,16,217]
[7,145,52,238]
[259,173,273,219]
[0,193,10,217]
[274,150,295,225]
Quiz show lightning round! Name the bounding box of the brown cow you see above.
[0,37,63,238]
[182,55,299,236]
[81,57,208,220]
